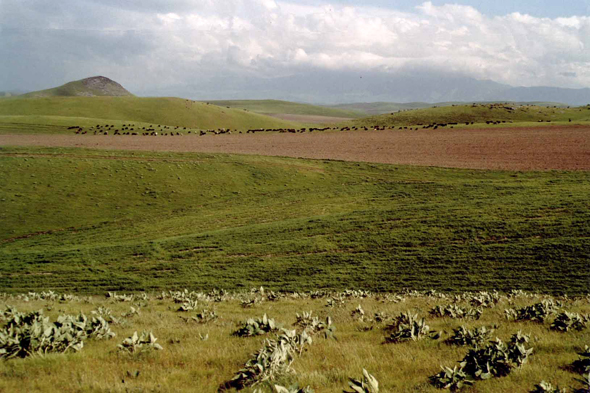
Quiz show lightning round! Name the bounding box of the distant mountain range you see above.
[7,73,590,107]
[135,70,590,107]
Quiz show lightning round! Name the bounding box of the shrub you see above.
[234,314,281,337]
[0,308,114,359]
[117,331,163,354]
[574,373,590,393]
[344,369,379,393]
[468,291,501,308]
[351,305,366,321]
[429,305,482,320]
[530,381,567,393]
[177,299,198,312]
[432,334,533,390]
[91,306,122,325]
[273,384,314,393]
[222,329,312,390]
[460,335,533,380]
[446,326,494,347]
[551,312,587,332]
[192,309,218,323]
[430,366,474,392]
[384,312,430,343]
[293,312,335,339]
[505,300,558,323]
[106,292,134,302]
[572,346,590,374]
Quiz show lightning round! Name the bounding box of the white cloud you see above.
[1,0,590,93]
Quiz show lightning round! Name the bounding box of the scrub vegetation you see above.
[0,289,588,392]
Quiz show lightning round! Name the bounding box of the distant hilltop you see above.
[21,76,133,98]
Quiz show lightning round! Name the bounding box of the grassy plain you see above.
[1,146,589,294]
[2,100,590,136]
[0,291,588,392]
[348,104,590,128]
[330,102,569,116]
[0,97,301,133]
[206,100,363,118]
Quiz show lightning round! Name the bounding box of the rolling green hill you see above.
[345,103,590,128]
[20,76,133,98]
[206,99,363,118]
[1,146,588,294]
[331,101,570,116]
[0,96,302,133]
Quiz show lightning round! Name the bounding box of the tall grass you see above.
[0,290,588,392]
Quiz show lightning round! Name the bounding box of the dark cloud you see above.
[560,72,578,78]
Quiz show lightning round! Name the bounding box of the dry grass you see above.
[1,291,588,392]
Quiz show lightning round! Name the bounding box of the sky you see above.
[1,0,590,101]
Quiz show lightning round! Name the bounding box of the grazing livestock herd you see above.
[70,124,418,136]
[70,102,577,136]
[68,120,518,136]
[66,103,590,137]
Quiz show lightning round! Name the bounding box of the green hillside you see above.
[20,76,133,98]
[345,103,590,128]
[330,102,439,115]
[1,146,588,294]
[0,96,302,133]
[206,99,363,118]
[331,101,570,116]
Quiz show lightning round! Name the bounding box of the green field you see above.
[346,104,590,128]
[206,100,363,118]
[0,97,302,133]
[329,101,570,116]
[1,146,588,294]
[2,99,589,136]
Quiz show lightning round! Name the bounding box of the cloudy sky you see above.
[1,0,590,101]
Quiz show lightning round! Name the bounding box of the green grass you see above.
[330,101,570,116]
[0,116,245,135]
[0,292,588,392]
[206,99,363,118]
[0,97,302,132]
[345,104,590,128]
[1,146,588,294]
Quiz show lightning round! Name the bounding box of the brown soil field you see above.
[1,126,589,171]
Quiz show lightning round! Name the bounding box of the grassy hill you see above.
[206,99,363,118]
[1,146,588,294]
[345,103,590,128]
[0,91,22,98]
[0,96,302,133]
[331,101,570,116]
[20,76,133,98]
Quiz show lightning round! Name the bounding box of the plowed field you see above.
[1,125,589,170]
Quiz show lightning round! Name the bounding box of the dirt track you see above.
[1,126,590,171]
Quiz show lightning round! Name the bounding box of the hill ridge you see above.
[22,76,133,98]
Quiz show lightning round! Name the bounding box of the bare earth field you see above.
[1,125,589,170]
